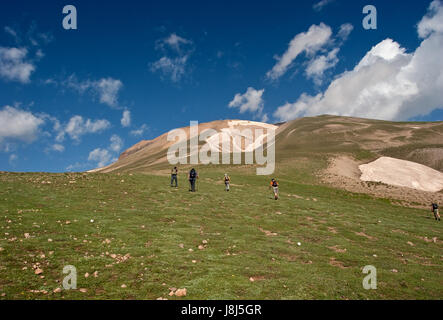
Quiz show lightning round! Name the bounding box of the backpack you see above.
[190,169,196,179]
[272,180,278,187]
[432,203,439,210]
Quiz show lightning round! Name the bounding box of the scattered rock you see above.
[175,288,187,297]
[53,288,62,293]
[34,268,43,275]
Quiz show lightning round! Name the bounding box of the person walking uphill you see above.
[270,178,279,200]
[171,166,178,187]
[224,173,231,191]
[431,202,440,221]
[188,168,198,192]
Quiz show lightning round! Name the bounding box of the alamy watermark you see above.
[362,265,377,290]
[63,265,77,290]
[167,121,275,175]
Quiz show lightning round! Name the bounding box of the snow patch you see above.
[359,156,443,192]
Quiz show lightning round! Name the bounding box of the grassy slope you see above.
[0,170,441,300]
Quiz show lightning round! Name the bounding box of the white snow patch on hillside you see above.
[205,121,277,153]
[359,156,443,192]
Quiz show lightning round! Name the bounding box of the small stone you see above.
[35,268,43,275]
[175,288,187,297]
[53,288,62,293]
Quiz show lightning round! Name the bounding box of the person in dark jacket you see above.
[188,168,198,192]
[431,202,440,221]
[170,166,178,187]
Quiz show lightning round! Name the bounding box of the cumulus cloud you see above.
[151,33,193,82]
[156,33,191,53]
[305,47,340,85]
[88,148,113,168]
[51,144,65,152]
[0,47,35,83]
[150,55,189,82]
[121,109,131,127]
[313,0,335,11]
[337,23,354,42]
[417,0,443,38]
[229,87,265,119]
[56,115,111,142]
[130,124,148,136]
[88,134,123,168]
[0,105,44,143]
[274,2,443,121]
[109,134,123,153]
[266,23,332,80]
[65,75,123,108]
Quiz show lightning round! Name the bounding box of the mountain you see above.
[93,115,443,174]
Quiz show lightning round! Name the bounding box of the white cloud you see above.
[88,134,123,168]
[65,75,123,108]
[306,48,340,85]
[121,109,131,127]
[151,33,193,82]
[266,23,332,80]
[4,26,18,41]
[229,87,266,120]
[57,115,111,142]
[417,0,443,38]
[0,105,44,143]
[130,124,148,136]
[338,23,354,42]
[109,134,123,153]
[313,0,335,11]
[157,33,192,53]
[9,154,17,165]
[88,148,113,168]
[150,55,189,82]
[274,2,443,122]
[95,78,123,107]
[0,47,35,83]
[51,144,65,152]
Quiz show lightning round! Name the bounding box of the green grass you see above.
[0,170,441,300]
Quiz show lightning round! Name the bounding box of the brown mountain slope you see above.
[92,115,443,173]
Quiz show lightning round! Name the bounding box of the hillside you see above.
[0,170,441,299]
[96,115,443,173]
[91,115,443,208]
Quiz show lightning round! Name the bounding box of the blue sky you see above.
[1,0,442,172]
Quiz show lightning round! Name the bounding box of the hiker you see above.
[170,166,178,187]
[188,168,198,192]
[224,173,231,191]
[270,178,279,200]
[431,202,440,221]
